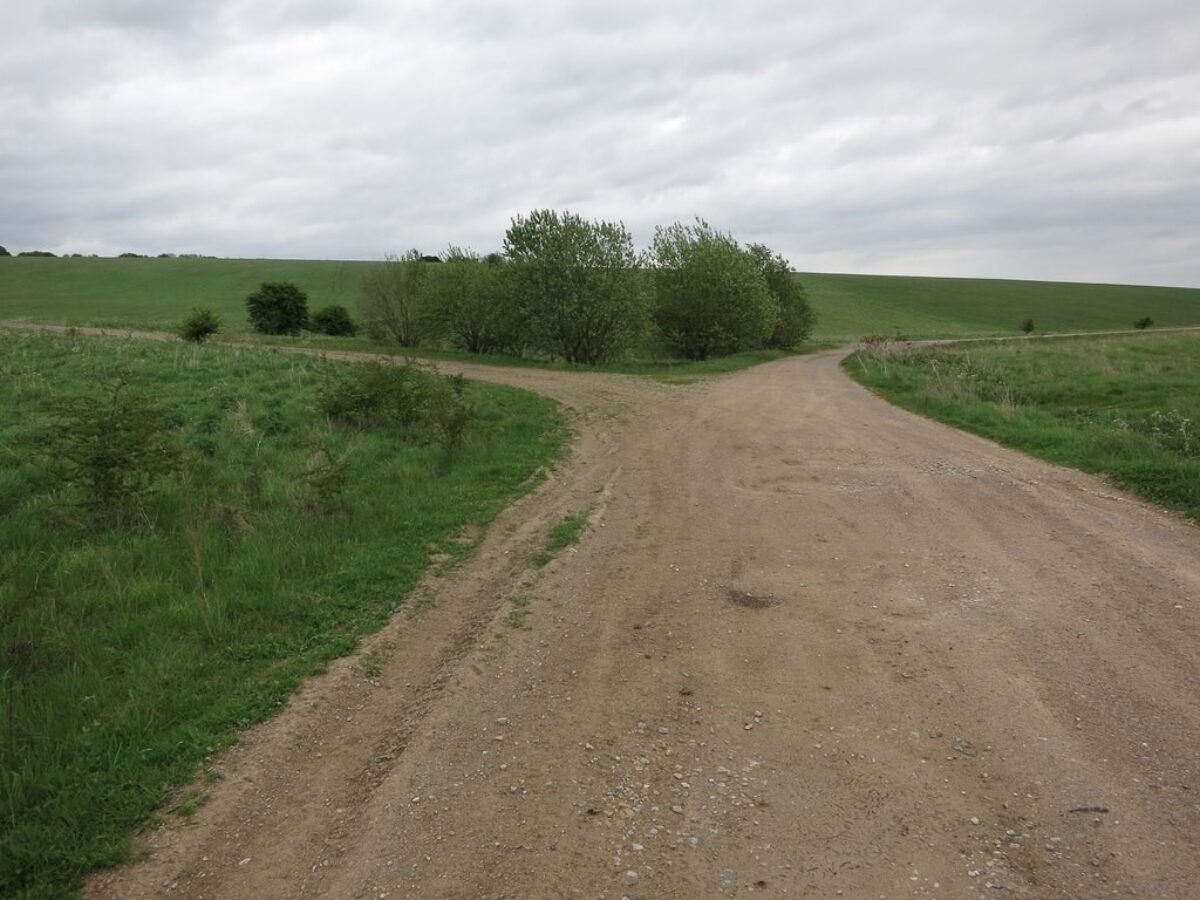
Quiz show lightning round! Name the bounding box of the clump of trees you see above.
[503,210,647,365]
[356,209,815,365]
[247,282,309,335]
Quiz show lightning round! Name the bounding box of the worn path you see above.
[10,325,1194,898]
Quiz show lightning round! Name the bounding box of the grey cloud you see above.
[1,0,1197,285]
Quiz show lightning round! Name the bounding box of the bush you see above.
[246,281,309,335]
[316,362,474,457]
[747,243,815,348]
[425,248,519,354]
[359,251,433,346]
[650,220,778,359]
[41,379,181,523]
[177,306,221,343]
[311,304,358,336]
[0,245,10,257]
[1135,316,1154,330]
[503,209,647,364]
[17,250,56,257]
[1020,318,1035,334]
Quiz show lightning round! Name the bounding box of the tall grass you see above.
[0,331,567,897]
[846,333,1200,519]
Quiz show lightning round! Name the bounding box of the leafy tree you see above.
[746,243,815,348]
[1135,316,1153,330]
[246,281,309,335]
[0,245,10,257]
[359,251,433,346]
[177,306,221,343]
[425,247,519,354]
[1020,318,1035,334]
[311,305,358,336]
[650,220,778,359]
[503,209,647,365]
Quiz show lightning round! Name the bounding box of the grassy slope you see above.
[801,272,1200,341]
[3,258,1197,348]
[845,333,1200,520]
[0,331,567,898]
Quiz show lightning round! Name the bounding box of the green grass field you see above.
[3,257,1196,349]
[845,333,1200,520]
[0,330,567,898]
[801,272,1200,341]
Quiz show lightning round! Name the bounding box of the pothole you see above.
[726,587,780,609]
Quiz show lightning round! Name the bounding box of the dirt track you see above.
[20,329,1192,898]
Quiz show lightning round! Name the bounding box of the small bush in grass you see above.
[317,362,436,431]
[40,379,181,524]
[178,306,221,343]
[1135,316,1153,330]
[317,363,474,456]
[1020,318,1035,334]
[311,304,358,336]
[246,281,309,335]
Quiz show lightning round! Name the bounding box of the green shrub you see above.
[503,209,648,364]
[359,252,433,346]
[40,379,181,523]
[747,243,815,348]
[425,248,518,354]
[177,306,222,343]
[650,220,777,359]
[1135,316,1154,330]
[317,362,436,431]
[246,281,309,335]
[0,245,10,257]
[1020,318,1035,334]
[311,304,358,336]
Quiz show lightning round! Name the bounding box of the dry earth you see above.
[7,326,1198,898]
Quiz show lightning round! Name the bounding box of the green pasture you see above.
[0,330,567,897]
[846,333,1200,520]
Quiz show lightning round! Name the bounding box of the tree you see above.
[650,220,778,360]
[311,305,358,336]
[1020,318,1035,334]
[177,306,221,343]
[425,247,519,354]
[359,251,433,346]
[1135,316,1153,330]
[746,243,815,348]
[0,246,10,257]
[246,282,309,334]
[503,209,647,365]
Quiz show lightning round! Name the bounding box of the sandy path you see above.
[7,325,1197,897]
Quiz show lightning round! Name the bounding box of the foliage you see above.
[246,281,309,335]
[310,304,358,336]
[746,243,815,348]
[359,251,432,346]
[503,209,648,364]
[1020,318,1035,333]
[177,306,222,343]
[0,245,9,256]
[424,247,520,354]
[0,331,567,897]
[650,220,778,360]
[1135,316,1153,329]
[16,250,56,257]
[846,333,1200,520]
[39,378,182,523]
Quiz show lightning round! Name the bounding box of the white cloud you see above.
[1,0,1197,285]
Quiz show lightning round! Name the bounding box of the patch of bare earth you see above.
[17,329,1189,899]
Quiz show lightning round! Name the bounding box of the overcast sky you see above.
[2,0,1197,285]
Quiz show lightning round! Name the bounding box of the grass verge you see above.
[844,333,1200,520]
[532,512,590,567]
[0,330,568,897]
